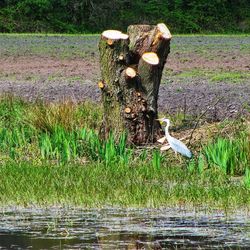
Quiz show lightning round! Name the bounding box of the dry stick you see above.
[229,100,246,121]
[135,144,159,150]
[218,101,247,137]
[187,97,223,147]
[183,95,187,121]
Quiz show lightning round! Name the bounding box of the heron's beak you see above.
[156,118,163,124]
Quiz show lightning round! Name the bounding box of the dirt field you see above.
[0,34,249,121]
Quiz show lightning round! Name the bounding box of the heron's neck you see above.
[164,123,170,138]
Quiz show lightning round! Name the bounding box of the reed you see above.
[244,168,250,189]
[202,132,249,175]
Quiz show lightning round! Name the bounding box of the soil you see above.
[0,56,99,80]
[0,35,249,122]
[0,51,249,79]
[168,52,250,72]
[0,77,249,122]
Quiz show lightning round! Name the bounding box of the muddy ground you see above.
[0,35,249,121]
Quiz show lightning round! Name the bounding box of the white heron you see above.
[157,118,192,158]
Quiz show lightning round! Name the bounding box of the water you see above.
[0,207,249,249]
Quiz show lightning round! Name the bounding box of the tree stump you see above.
[98,24,172,145]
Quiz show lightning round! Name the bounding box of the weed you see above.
[30,101,78,132]
[152,150,161,170]
[187,158,196,173]
[244,168,250,189]
[187,154,205,174]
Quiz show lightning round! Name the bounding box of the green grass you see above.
[172,69,250,83]
[210,72,248,83]
[0,33,99,36]
[0,96,249,208]
[1,34,249,59]
[1,33,249,36]
[1,161,249,208]
[175,69,203,78]
[174,34,250,36]
[0,34,99,59]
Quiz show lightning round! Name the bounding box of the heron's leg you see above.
[174,150,179,159]
[174,151,182,163]
[178,154,183,163]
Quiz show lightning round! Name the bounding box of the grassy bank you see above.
[0,96,249,208]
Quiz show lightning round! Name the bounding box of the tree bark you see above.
[98,24,172,145]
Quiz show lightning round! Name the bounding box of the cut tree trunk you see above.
[98,24,172,145]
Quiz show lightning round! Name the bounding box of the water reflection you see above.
[0,207,249,249]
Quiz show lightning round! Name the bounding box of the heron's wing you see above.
[160,144,171,151]
[168,136,192,158]
[157,136,166,144]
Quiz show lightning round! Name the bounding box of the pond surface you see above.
[0,207,249,249]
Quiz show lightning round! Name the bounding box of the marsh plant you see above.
[0,96,249,208]
[203,132,249,175]
[244,168,250,189]
[0,96,249,169]
[2,124,131,165]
